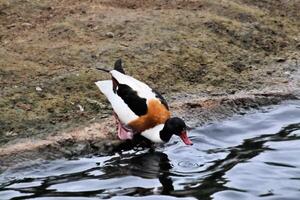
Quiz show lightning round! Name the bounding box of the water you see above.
[1,101,300,200]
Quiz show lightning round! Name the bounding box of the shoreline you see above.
[1,90,297,172]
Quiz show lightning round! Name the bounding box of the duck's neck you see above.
[159,126,173,143]
[141,124,165,143]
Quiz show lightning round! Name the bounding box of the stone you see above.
[105,32,114,38]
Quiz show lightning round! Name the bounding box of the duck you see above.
[95,59,192,145]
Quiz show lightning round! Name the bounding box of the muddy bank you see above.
[0,91,298,172]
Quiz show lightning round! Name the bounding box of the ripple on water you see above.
[49,176,161,192]
[1,101,300,200]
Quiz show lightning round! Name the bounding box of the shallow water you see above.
[1,101,300,200]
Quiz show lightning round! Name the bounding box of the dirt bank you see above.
[0,91,298,172]
[0,0,299,169]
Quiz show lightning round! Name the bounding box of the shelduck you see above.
[95,59,192,145]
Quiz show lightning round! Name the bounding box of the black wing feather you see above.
[152,89,169,110]
[116,83,148,116]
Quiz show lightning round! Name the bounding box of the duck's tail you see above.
[114,59,125,74]
[95,59,125,74]
[96,67,110,73]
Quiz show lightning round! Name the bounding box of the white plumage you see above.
[110,70,157,100]
[95,70,161,125]
[141,124,165,143]
[95,80,138,124]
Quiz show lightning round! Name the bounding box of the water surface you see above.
[1,101,300,200]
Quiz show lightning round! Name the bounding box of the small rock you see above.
[87,23,94,28]
[77,104,84,112]
[159,47,165,51]
[7,24,16,29]
[36,86,42,91]
[284,71,291,75]
[120,43,129,47]
[21,23,32,27]
[275,57,286,62]
[206,86,214,93]
[105,32,114,38]
[5,131,17,136]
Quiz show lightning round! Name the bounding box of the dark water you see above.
[1,101,300,200]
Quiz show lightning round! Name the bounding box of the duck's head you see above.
[160,117,193,145]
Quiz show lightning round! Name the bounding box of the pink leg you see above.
[113,112,133,140]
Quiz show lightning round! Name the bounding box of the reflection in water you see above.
[1,101,300,200]
[102,151,174,195]
[0,151,174,199]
